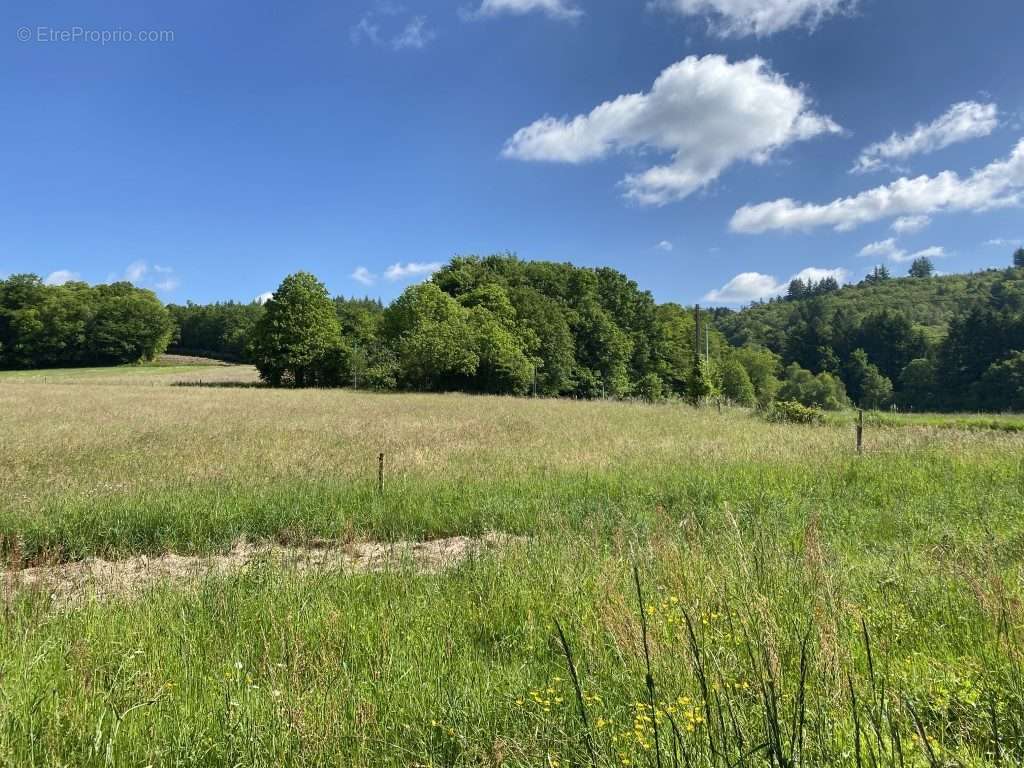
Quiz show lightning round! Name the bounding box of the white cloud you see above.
[124,260,148,283]
[504,55,841,205]
[704,266,848,303]
[985,238,1024,247]
[385,261,443,281]
[656,240,674,251]
[852,101,999,174]
[651,0,856,37]
[857,238,945,264]
[731,138,1024,233]
[469,0,582,21]
[107,261,179,293]
[392,16,436,49]
[891,215,930,234]
[352,267,377,286]
[352,5,435,50]
[254,292,275,305]
[44,270,80,286]
[350,16,382,45]
[150,264,179,292]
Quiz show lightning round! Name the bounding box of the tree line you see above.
[6,249,1024,413]
[234,257,756,404]
[0,274,173,368]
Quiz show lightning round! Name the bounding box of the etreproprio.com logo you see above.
[17,26,175,44]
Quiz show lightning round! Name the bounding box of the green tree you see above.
[973,351,1024,411]
[508,287,576,395]
[250,272,342,387]
[862,265,891,284]
[851,310,928,382]
[384,283,479,391]
[843,348,893,409]
[732,345,781,407]
[720,358,756,406]
[908,257,934,278]
[635,372,665,402]
[88,283,173,364]
[778,363,849,410]
[898,358,938,411]
[466,305,533,395]
[572,300,633,398]
[1014,247,1024,269]
[786,279,807,301]
[648,304,695,396]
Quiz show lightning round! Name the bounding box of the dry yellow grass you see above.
[3,366,1020,516]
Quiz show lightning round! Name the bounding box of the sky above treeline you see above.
[1,0,1022,306]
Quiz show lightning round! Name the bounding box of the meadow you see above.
[1,363,1023,766]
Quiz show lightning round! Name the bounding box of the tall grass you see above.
[1,369,1023,764]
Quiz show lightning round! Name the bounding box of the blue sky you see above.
[1,0,1022,306]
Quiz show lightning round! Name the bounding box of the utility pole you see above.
[694,304,701,363]
[352,342,359,389]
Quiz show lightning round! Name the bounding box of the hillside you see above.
[715,268,1009,352]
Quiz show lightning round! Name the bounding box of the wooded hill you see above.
[715,255,1024,411]
[714,267,1009,351]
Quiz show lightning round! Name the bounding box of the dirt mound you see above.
[3,533,519,608]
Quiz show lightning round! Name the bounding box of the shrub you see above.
[721,358,756,407]
[764,400,825,425]
[635,372,666,402]
[778,363,849,411]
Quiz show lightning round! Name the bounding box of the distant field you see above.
[827,408,1024,432]
[2,367,1023,765]
[0,357,260,386]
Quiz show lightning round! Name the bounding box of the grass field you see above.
[2,363,1023,766]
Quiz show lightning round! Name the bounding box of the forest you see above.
[4,248,1024,412]
[0,275,173,368]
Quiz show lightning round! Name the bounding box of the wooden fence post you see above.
[378,453,385,493]
[856,410,864,454]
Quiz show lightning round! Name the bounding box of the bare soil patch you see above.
[4,533,519,608]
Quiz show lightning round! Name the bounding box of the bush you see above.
[635,372,666,402]
[777,363,849,411]
[764,400,825,425]
[721,358,756,406]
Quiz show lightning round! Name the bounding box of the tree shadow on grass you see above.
[170,381,268,389]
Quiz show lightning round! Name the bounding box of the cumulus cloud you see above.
[985,238,1024,247]
[656,240,674,251]
[651,0,856,37]
[44,270,80,286]
[852,101,999,174]
[731,138,1024,233]
[891,215,930,234]
[385,261,443,281]
[504,55,841,205]
[858,238,945,264]
[254,292,275,305]
[351,267,377,286]
[704,266,849,303]
[469,0,582,21]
